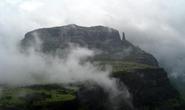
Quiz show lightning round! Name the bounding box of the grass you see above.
[0,85,77,108]
[95,60,157,72]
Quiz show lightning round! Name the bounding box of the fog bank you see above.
[0,0,185,85]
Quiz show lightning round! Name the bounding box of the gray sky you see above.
[0,0,185,79]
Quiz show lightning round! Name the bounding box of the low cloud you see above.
[1,0,185,79]
[0,37,131,106]
[0,41,112,86]
[0,0,185,92]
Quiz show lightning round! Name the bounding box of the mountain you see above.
[21,24,158,67]
[0,24,184,110]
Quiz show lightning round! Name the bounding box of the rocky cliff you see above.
[113,68,183,110]
[2,24,183,110]
[21,24,158,67]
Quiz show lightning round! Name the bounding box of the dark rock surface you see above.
[19,24,185,110]
[21,24,158,66]
[113,68,184,110]
[77,83,133,110]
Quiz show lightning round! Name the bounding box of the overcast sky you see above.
[0,0,185,79]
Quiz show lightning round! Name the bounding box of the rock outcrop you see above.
[17,24,185,110]
[113,68,183,110]
[21,24,158,66]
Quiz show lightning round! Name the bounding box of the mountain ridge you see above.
[10,24,183,110]
[21,24,159,67]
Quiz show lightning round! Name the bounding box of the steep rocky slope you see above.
[21,24,158,67]
[1,24,183,110]
[113,68,183,110]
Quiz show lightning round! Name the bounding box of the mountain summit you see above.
[21,24,158,66]
[0,24,183,110]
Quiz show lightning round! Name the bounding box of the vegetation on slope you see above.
[95,60,157,73]
[0,61,184,110]
[0,84,77,109]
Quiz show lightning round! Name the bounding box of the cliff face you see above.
[21,24,158,67]
[16,24,184,110]
[113,68,182,110]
